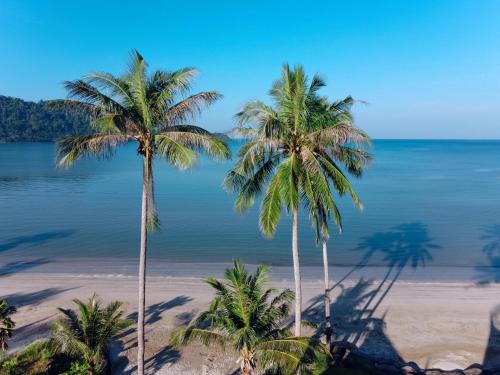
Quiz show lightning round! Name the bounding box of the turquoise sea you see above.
[0,140,499,282]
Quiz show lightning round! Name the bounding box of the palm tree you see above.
[312,199,353,350]
[309,97,370,349]
[172,260,323,374]
[53,50,231,374]
[0,300,16,351]
[224,64,369,336]
[52,295,132,374]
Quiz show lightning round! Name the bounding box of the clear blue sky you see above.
[1,0,499,139]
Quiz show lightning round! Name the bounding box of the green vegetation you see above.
[0,340,72,375]
[0,301,16,352]
[0,95,91,142]
[224,64,370,336]
[52,295,132,374]
[0,296,129,375]
[54,49,231,375]
[172,260,326,374]
[0,340,53,375]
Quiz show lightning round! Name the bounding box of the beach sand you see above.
[2,271,500,374]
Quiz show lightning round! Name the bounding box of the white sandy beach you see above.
[2,270,499,374]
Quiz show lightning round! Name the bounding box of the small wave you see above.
[473,168,497,173]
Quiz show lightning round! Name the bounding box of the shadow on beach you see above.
[111,295,193,374]
[1,287,77,308]
[331,222,441,289]
[305,222,500,372]
[305,222,441,361]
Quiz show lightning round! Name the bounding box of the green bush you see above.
[0,340,78,375]
[61,362,91,375]
[0,358,18,371]
[0,340,54,375]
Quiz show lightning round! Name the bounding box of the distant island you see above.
[0,95,233,143]
[0,95,92,142]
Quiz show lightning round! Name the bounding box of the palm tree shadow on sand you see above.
[111,295,193,374]
[305,222,441,365]
[475,225,500,285]
[305,222,500,373]
[331,222,440,290]
[350,222,441,321]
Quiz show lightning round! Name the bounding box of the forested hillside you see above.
[0,95,92,142]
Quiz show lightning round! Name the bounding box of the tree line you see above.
[0,95,92,142]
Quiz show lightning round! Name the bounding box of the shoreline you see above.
[1,256,497,283]
[2,270,499,373]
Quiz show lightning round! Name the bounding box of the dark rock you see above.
[402,362,424,374]
[329,341,499,375]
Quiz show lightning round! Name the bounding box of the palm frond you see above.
[158,131,230,161]
[86,72,132,102]
[259,173,283,237]
[255,337,321,374]
[63,79,127,116]
[125,50,151,131]
[57,134,129,167]
[171,326,230,349]
[155,134,198,170]
[163,92,222,126]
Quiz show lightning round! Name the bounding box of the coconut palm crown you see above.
[224,64,371,335]
[55,50,230,230]
[52,295,132,374]
[172,260,323,374]
[52,50,231,374]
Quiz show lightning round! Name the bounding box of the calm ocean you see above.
[1,140,499,282]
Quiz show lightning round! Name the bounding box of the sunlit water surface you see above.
[1,140,499,282]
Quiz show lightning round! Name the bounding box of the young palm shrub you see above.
[224,65,370,336]
[171,260,325,374]
[52,50,231,374]
[0,300,16,351]
[51,295,132,375]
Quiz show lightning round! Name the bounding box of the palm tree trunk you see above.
[240,358,253,374]
[137,152,150,375]
[322,238,332,349]
[292,208,302,336]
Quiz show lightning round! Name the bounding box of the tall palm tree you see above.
[224,64,369,336]
[309,97,370,349]
[312,199,354,349]
[172,260,324,374]
[53,50,231,374]
[0,300,16,351]
[52,295,132,374]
